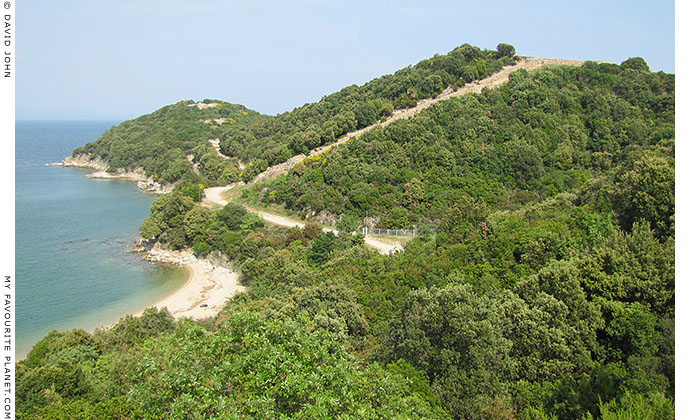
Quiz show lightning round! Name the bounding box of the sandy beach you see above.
[50,161,241,321]
[135,245,245,320]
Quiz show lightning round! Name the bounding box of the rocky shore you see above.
[47,154,173,194]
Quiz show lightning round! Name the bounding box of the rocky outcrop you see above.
[136,177,174,195]
[53,154,109,171]
[309,210,340,227]
[188,102,220,109]
[204,250,234,270]
[144,243,197,266]
[141,243,233,271]
[252,153,307,183]
[51,154,173,195]
[85,167,147,181]
[130,238,154,253]
[85,168,173,195]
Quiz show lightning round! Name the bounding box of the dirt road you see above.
[202,185,402,254]
[204,56,590,255]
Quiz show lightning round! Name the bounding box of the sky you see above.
[17,0,675,120]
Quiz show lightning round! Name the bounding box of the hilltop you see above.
[65,43,519,186]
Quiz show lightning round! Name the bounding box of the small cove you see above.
[16,121,187,357]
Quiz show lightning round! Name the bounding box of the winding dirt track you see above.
[203,56,590,255]
[203,186,403,254]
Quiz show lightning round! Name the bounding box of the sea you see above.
[15,120,187,358]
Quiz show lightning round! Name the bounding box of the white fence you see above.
[356,227,418,237]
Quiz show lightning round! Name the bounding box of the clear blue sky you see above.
[17,0,675,120]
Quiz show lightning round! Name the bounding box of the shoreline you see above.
[19,246,244,360]
[132,244,245,320]
[55,156,244,319]
[47,154,173,195]
[17,155,240,360]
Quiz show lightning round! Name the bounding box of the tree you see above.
[336,214,359,235]
[204,220,230,250]
[620,57,650,72]
[149,192,195,230]
[512,260,604,380]
[17,396,135,420]
[420,74,444,98]
[440,193,488,239]
[384,207,410,229]
[382,284,513,419]
[192,237,212,256]
[595,390,673,419]
[239,212,265,233]
[96,307,174,351]
[503,139,545,186]
[17,359,91,412]
[293,282,370,343]
[303,223,322,240]
[217,202,248,231]
[496,43,516,58]
[127,313,448,419]
[182,206,212,241]
[578,222,674,316]
[349,182,377,211]
[175,180,204,202]
[308,231,338,265]
[402,178,425,208]
[166,227,187,250]
[353,101,377,128]
[612,150,674,240]
[139,217,162,240]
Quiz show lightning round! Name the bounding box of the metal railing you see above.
[356,227,419,237]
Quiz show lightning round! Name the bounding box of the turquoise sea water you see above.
[16,121,187,357]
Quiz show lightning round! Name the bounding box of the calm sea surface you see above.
[16,121,187,357]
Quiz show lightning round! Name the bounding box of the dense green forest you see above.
[246,58,674,238]
[71,100,265,185]
[217,43,516,181]
[19,47,675,419]
[71,43,515,185]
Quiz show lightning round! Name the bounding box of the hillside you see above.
[18,46,675,419]
[68,43,517,186]
[247,58,674,235]
[70,99,265,186]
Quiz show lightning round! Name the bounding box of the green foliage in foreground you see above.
[130,172,671,420]
[18,308,448,419]
[18,203,675,418]
[130,312,448,419]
